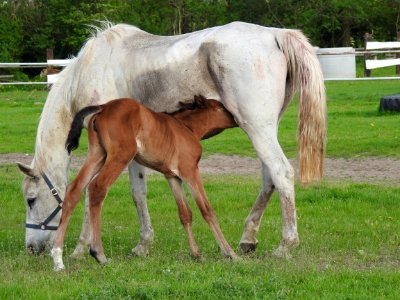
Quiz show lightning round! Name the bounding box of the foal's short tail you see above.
[66,106,102,154]
[276,30,327,185]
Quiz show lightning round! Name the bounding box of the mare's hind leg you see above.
[88,150,136,264]
[52,141,106,270]
[239,165,274,253]
[183,168,239,260]
[244,126,299,257]
[166,176,201,259]
[128,161,154,257]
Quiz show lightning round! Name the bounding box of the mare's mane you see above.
[33,22,132,169]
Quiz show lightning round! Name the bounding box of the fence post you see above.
[46,49,54,72]
[397,32,400,75]
[364,32,372,77]
[46,49,54,90]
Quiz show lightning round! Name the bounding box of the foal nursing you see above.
[51,96,238,270]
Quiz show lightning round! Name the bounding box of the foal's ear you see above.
[194,95,206,107]
[17,162,36,178]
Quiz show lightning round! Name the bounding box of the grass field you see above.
[1,166,399,299]
[0,82,399,299]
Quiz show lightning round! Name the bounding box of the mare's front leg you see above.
[166,176,201,259]
[128,161,154,257]
[184,168,239,260]
[70,190,91,259]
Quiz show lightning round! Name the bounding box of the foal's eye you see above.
[27,198,36,209]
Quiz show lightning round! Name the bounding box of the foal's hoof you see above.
[191,253,205,263]
[223,250,241,261]
[89,248,108,264]
[240,242,258,254]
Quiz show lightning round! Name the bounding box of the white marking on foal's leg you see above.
[51,247,65,271]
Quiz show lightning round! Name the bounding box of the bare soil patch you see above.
[4,153,400,186]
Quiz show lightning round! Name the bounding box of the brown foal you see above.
[51,96,238,269]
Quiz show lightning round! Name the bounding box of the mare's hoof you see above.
[240,242,258,253]
[53,264,65,272]
[272,239,299,258]
[89,248,108,264]
[130,245,150,257]
[272,247,292,259]
[70,246,87,259]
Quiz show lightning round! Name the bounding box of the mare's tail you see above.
[66,106,102,154]
[276,29,327,185]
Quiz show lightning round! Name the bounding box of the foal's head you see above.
[173,95,237,140]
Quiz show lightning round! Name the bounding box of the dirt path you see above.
[4,153,400,185]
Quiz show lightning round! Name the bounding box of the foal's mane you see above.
[167,95,210,116]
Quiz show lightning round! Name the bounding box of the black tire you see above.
[380,94,400,112]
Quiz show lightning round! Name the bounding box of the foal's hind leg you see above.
[128,161,154,257]
[87,151,136,264]
[183,169,239,260]
[166,176,201,259]
[52,143,106,270]
[240,165,275,253]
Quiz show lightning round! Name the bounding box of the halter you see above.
[25,173,63,231]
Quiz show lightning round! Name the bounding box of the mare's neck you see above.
[175,112,215,140]
[33,85,74,189]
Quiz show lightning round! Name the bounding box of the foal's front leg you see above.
[166,176,201,259]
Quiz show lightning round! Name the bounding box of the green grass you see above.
[0,80,400,158]
[0,165,399,299]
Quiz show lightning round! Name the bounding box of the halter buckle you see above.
[50,188,58,196]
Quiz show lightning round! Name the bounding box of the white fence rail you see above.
[364,41,400,70]
[0,59,73,85]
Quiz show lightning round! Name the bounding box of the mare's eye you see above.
[27,198,36,209]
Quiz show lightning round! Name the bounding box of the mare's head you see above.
[17,163,64,254]
[173,95,237,139]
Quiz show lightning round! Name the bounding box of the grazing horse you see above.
[17,22,326,258]
[51,96,238,270]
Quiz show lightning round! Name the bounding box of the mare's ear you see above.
[17,162,36,178]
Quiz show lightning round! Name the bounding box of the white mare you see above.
[17,21,326,260]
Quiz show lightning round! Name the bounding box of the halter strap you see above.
[25,172,63,231]
[41,173,63,205]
